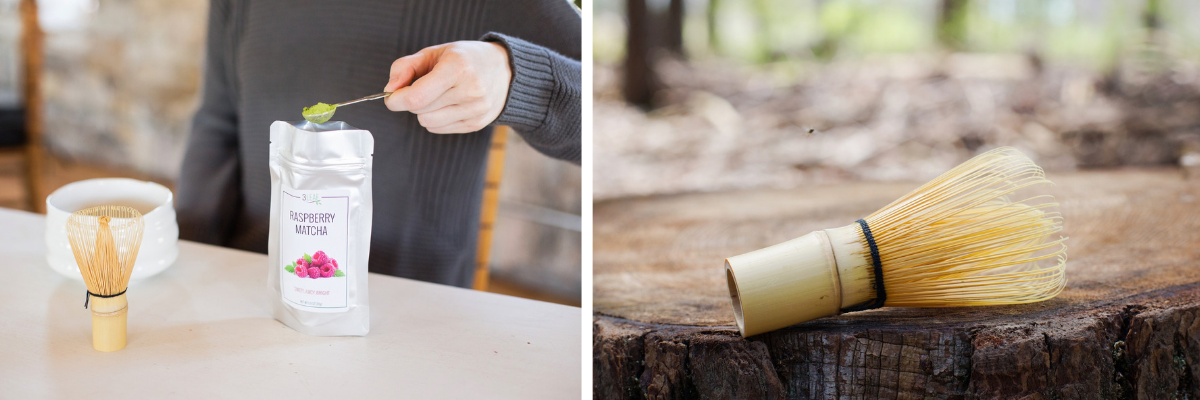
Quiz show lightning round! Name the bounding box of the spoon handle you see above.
[336,91,393,107]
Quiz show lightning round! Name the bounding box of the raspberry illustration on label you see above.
[285,250,346,279]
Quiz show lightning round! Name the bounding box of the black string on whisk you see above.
[841,219,886,312]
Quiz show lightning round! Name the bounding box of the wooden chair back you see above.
[473,125,509,291]
[19,0,44,213]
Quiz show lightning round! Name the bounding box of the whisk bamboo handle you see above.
[725,223,873,337]
[89,294,127,352]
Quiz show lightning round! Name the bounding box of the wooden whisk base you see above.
[89,294,127,352]
[725,223,873,337]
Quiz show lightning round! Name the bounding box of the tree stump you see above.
[594,169,1200,399]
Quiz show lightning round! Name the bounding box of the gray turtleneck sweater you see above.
[177,0,580,288]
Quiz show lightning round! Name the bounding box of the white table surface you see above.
[0,208,581,399]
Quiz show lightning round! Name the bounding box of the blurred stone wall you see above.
[0,0,20,108]
[40,0,205,177]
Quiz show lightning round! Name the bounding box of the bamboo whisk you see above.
[725,147,1067,337]
[67,206,144,351]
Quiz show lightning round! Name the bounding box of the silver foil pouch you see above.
[268,120,373,336]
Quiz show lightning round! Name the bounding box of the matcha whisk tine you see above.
[302,91,393,124]
[67,205,145,351]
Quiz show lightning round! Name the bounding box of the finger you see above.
[385,62,461,112]
[384,49,438,93]
[423,111,495,134]
[407,89,459,115]
[416,104,475,130]
[384,53,432,91]
[426,117,492,134]
[411,83,490,114]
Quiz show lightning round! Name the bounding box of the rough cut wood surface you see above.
[594,169,1200,399]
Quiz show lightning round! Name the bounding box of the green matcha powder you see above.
[302,102,336,123]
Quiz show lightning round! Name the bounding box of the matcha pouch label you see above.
[279,187,350,312]
[268,120,373,336]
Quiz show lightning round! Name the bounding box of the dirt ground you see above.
[594,53,1200,200]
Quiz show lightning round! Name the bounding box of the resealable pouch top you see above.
[268,120,373,336]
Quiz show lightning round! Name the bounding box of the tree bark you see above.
[623,0,659,107]
[937,0,969,51]
[706,0,719,54]
[594,169,1200,399]
[663,0,685,56]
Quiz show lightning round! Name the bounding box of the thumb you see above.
[384,45,447,92]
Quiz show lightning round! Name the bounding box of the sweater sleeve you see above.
[480,0,581,165]
[177,0,243,245]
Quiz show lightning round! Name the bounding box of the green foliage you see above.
[819,1,858,35]
[595,0,1200,71]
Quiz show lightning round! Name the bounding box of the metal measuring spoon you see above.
[302,91,394,123]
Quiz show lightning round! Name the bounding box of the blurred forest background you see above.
[0,0,580,305]
[594,0,1200,200]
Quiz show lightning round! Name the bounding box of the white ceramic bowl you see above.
[45,178,179,281]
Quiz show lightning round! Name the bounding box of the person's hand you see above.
[383,41,512,134]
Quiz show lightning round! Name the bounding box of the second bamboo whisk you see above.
[725,147,1068,337]
[67,205,144,351]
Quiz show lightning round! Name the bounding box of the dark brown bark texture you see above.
[623,0,685,108]
[594,170,1200,399]
[623,0,657,107]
